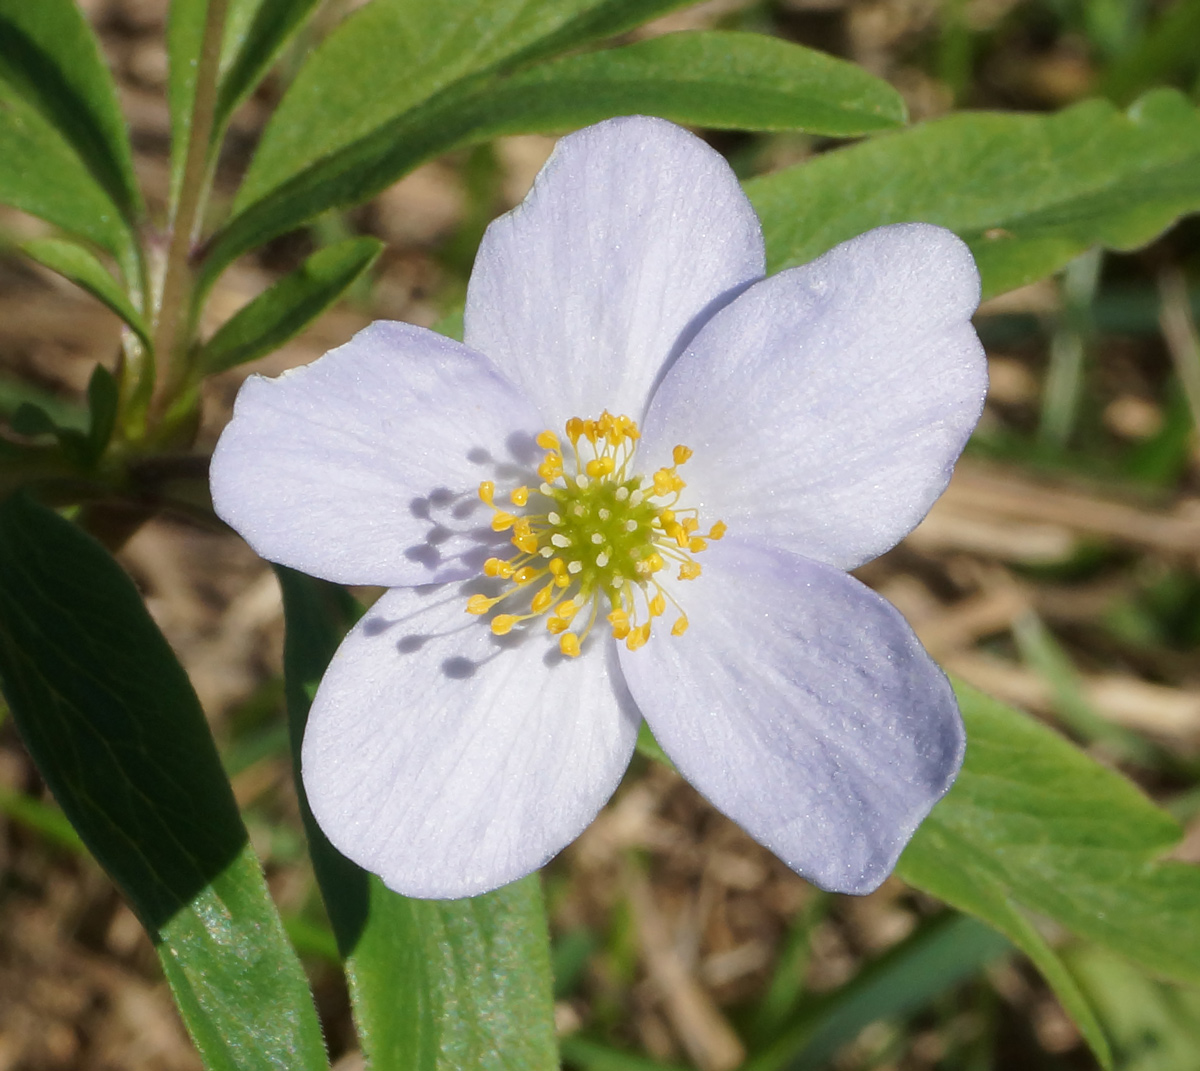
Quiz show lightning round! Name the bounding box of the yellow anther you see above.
[513,566,539,585]
[659,509,675,524]
[510,486,530,507]
[483,557,504,577]
[466,594,495,615]
[536,430,560,450]
[653,468,686,496]
[491,511,516,532]
[585,456,615,478]
[671,615,689,636]
[478,480,495,505]
[672,525,690,548]
[688,537,707,553]
[607,609,631,640]
[673,445,693,465]
[557,599,578,621]
[513,533,538,554]
[678,561,702,580]
[649,593,665,617]
[683,517,699,533]
[625,623,651,651]
[546,616,570,634]
[708,520,727,540]
[491,614,518,635]
[537,454,563,481]
[560,633,582,658]
[582,419,598,443]
[565,417,584,443]
[635,552,664,575]
[531,585,555,614]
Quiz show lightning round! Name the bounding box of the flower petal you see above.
[302,583,640,898]
[638,223,987,570]
[465,115,765,428]
[211,321,544,587]
[619,537,963,895]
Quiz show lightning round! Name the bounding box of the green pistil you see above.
[545,478,658,597]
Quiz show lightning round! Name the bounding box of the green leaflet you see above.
[0,0,142,227]
[200,25,897,293]
[0,497,329,1071]
[197,237,382,375]
[746,89,1200,299]
[235,0,694,213]
[897,682,1200,1067]
[20,237,150,346]
[277,568,559,1071]
[434,32,906,140]
[0,85,136,265]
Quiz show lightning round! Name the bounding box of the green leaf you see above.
[214,0,324,135]
[898,683,1200,1065]
[0,0,142,227]
[1065,944,1200,1071]
[198,237,381,375]
[746,89,1200,299]
[0,496,329,1071]
[460,32,906,140]
[20,237,150,346]
[0,88,137,263]
[278,567,559,1071]
[85,364,120,461]
[236,0,694,214]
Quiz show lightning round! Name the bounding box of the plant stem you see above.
[150,0,230,429]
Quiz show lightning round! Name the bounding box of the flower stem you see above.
[150,0,230,430]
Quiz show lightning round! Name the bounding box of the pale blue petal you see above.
[619,536,963,895]
[302,584,640,898]
[638,223,987,570]
[465,115,765,429]
[211,321,544,587]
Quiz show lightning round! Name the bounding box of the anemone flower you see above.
[211,116,987,899]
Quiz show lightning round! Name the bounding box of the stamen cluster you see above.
[467,412,726,657]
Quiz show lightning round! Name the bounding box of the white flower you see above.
[211,117,987,900]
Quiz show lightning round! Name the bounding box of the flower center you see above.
[467,411,725,658]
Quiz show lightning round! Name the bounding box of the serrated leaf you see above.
[236,0,693,214]
[0,0,142,228]
[277,568,559,1071]
[746,89,1200,299]
[462,32,905,140]
[898,683,1200,1065]
[198,237,381,375]
[0,496,329,1071]
[0,88,136,263]
[20,237,149,346]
